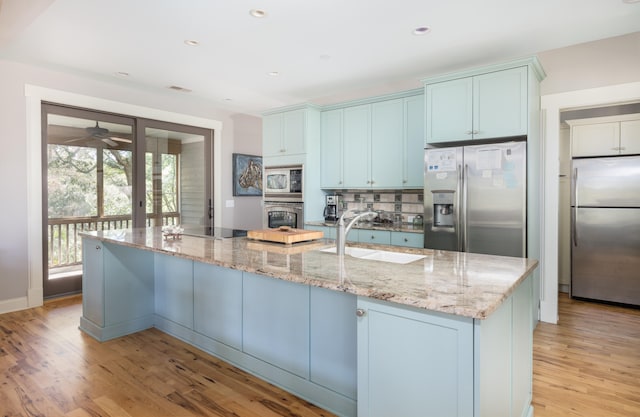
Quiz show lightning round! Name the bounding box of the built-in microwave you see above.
[264,165,303,201]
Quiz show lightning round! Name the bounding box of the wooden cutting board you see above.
[247,227,324,245]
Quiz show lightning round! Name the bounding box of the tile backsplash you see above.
[328,190,423,222]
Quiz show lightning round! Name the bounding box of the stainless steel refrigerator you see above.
[571,155,640,306]
[423,141,527,257]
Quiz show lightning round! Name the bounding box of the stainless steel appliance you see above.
[263,201,304,229]
[264,165,303,201]
[323,194,341,222]
[424,141,527,257]
[571,155,640,306]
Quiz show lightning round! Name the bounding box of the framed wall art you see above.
[232,153,263,196]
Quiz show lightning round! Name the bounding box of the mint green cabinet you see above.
[426,66,527,144]
[193,263,243,350]
[391,231,423,248]
[81,238,104,327]
[310,287,357,400]
[320,109,344,188]
[371,99,404,188]
[304,224,336,239]
[343,104,372,188]
[356,229,391,245]
[263,108,306,157]
[154,254,193,328]
[242,272,310,379]
[320,92,424,190]
[357,297,474,417]
[403,95,425,187]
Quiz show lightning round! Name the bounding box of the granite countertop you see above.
[82,228,538,320]
[306,220,424,233]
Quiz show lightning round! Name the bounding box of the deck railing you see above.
[48,213,179,269]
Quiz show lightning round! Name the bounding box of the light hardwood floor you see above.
[1,293,638,416]
[533,293,640,417]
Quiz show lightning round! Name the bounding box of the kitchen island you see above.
[80,227,538,417]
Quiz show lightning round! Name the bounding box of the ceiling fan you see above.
[64,121,132,147]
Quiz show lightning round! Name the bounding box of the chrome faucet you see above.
[336,209,376,256]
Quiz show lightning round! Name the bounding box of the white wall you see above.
[0,58,262,312]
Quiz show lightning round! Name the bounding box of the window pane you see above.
[47,144,97,218]
[103,149,133,216]
[162,153,177,213]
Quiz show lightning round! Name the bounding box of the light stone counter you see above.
[84,227,538,319]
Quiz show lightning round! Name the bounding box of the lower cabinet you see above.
[391,231,424,248]
[356,229,391,245]
[357,298,474,417]
[193,262,243,350]
[242,272,311,379]
[310,287,357,400]
[154,254,193,328]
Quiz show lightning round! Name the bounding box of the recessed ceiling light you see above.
[413,26,431,35]
[267,71,280,77]
[319,54,331,61]
[114,71,129,77]
[224,98,233,101]
[184,39,200,46]
[249,9,267,18]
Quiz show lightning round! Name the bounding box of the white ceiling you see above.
[1,0,639,116]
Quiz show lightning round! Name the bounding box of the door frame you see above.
[24,85,222,307]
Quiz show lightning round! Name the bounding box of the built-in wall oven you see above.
[263,165,304,229]
[263,201,304,229]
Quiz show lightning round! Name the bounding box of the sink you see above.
[320,246,425,264]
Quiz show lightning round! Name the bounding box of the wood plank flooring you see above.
[1,293,638,416]
[0,295,335,417]
[533,293,640,417]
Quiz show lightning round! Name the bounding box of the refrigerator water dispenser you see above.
[432,191,455,229]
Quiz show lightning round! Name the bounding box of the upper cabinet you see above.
[426,66,527,143]
[568,114,640,157]
[320,92,424,190]
[263,108,306,157]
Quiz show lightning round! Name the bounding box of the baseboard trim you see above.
[0,296,28,315]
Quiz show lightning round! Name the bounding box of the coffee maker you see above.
[324,194,341,222]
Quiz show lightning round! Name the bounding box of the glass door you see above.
[43,104,134,297]
[135,119,213,230]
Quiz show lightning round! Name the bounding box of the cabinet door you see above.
[621,119,640,155]
[571,122,620,157]
[343,104,371,188]
[473,66,527,140]
[357,298,474,417]
[82,238,104,326]
[283,109,306,155]
[305,224,336,239]
[154,254,194,328]
[320,109,344,188]
[371,99,404,188]
[358,229,391,245]
[193,262,242,350]
[426,78,473,143]
[391,231,423,248]
[310,287,357,399]
[263,113,283,157]
[243,273,310,378]
[404,95,425,187]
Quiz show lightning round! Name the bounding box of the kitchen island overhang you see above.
[79,228,538,417]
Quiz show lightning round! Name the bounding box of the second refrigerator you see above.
[423,141,527,257]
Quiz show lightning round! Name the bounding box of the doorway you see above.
[42,103,213,298]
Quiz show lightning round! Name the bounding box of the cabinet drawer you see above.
[357,229,391,245]
[391,232,424,248]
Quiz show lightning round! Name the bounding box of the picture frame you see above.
[232,153,263,196]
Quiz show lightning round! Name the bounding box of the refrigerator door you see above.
[424,147,463,251]
[463,142,527,257]
[571,155,640,208]
[571,207,640,305]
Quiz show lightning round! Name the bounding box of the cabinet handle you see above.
[370,180,375,185]
[403,180,407,184]
[95,245,101,250]
[472,130,479,134]
[370,235,375,240]
[404,238,408,242]
[280,149,286,153]
[356,309,366,317]
[465,130,473,135]
[339,181,343,184]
